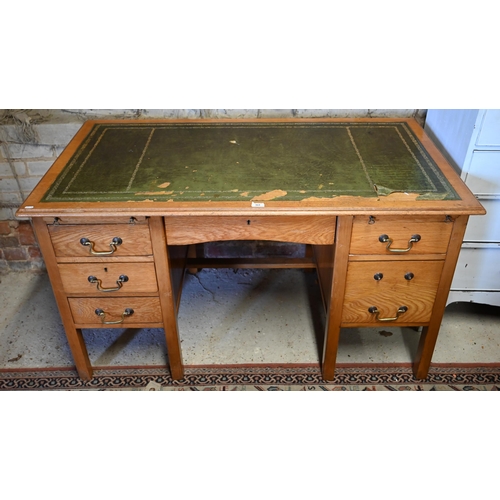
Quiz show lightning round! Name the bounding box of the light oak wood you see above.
[168,244,189,311]
[49,224,153,257]
[16,119,485,220]
[68,296,162,324]
[322,216,353,380]
[341,260,444,324]
[149,216,184,380]
[184,257,316,269]
[15,119,486,382]
[43,216,148,225]
[32,218,93,380]
[313,244,334,313]
[349,253,447,262]
[58,262,158,295]
[55,255,155,264]
[165,215,336,245]
[413,215,469,378]
[350,215,453,256]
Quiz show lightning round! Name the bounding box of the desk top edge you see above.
[16,118,485,218]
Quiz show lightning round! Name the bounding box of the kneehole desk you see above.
[16,118,485,381]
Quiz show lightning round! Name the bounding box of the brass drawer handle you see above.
[88,274,129,292]
[80,237,123,255]
[368,305,408,322]
[94,307,134,324]
[378,234,421,253]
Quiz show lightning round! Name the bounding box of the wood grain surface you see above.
[58,262,158,295]
[49,224,153,257]
[165,215,336,245]
[341,260,444,324]
[350,215,453,255]
[68,296,162,325]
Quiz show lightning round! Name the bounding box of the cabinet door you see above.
[476,110,500,147]
[465,151,500,197]
[464,200,500,242]
[451,247,500,291]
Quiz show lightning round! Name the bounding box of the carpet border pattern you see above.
[2,364,500,390]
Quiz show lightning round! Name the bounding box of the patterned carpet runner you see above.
[2,363,500,390]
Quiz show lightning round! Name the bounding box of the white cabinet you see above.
[425,109,500,307]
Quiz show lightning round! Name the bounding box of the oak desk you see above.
[16,118,485,381]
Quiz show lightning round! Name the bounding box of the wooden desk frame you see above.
[17,118,485,381]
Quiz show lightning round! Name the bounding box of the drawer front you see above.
[350,216,453,256]
[68,297,162,325]
[42,216,149,225]
[49,224,153,257]
[165,215,336,245]
[342,260,444,324]
[451,247,500,291]
[476,110,500,147]
[465,151,500,196]
[463,200,500,242]
[59,262,158,295]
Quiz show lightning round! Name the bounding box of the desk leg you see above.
[413,215,468,379]
[149,217,184,380]
[322,216,353,381]
[32,218,93,381]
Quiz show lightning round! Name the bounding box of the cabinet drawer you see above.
[476,110,500,147]
[59,262,158,295]
[465,151,500,196]
[42,216,149,225]
[350,216,453,256]
[68,297,162,325]
[342,260,444,324]
[463,200,500,242]
[49,224,153,257]
[165,215,336,245]
[451,247,500,291]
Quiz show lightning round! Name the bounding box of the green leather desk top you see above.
[40,121,460,204]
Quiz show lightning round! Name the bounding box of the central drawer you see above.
[165,215,336,245]
[342,260,444,324]
[58,262,158,295]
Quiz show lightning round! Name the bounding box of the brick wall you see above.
[0,109,426,273]
[0,116,83,273]
[0,220,44,272]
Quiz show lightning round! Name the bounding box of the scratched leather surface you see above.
[42,122,459,202]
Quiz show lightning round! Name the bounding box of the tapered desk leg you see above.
[32,218,93,381]
[322,216,353,381]
[413,215,468,379]
[149,217,184,380]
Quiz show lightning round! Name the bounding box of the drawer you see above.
[476,110,500,147]
[349,216,453,256]
[68,297,162,325]
[42,216,149,225]
[451,247,500,291]
[465,151,500,197]
[165,215,336,245]
[58,262,158,295]
[49,224,153,257]
[463,200,500,242]
[342,260,444,324]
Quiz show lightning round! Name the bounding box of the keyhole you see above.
[247,220,251,225]
[104,267,108,272]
